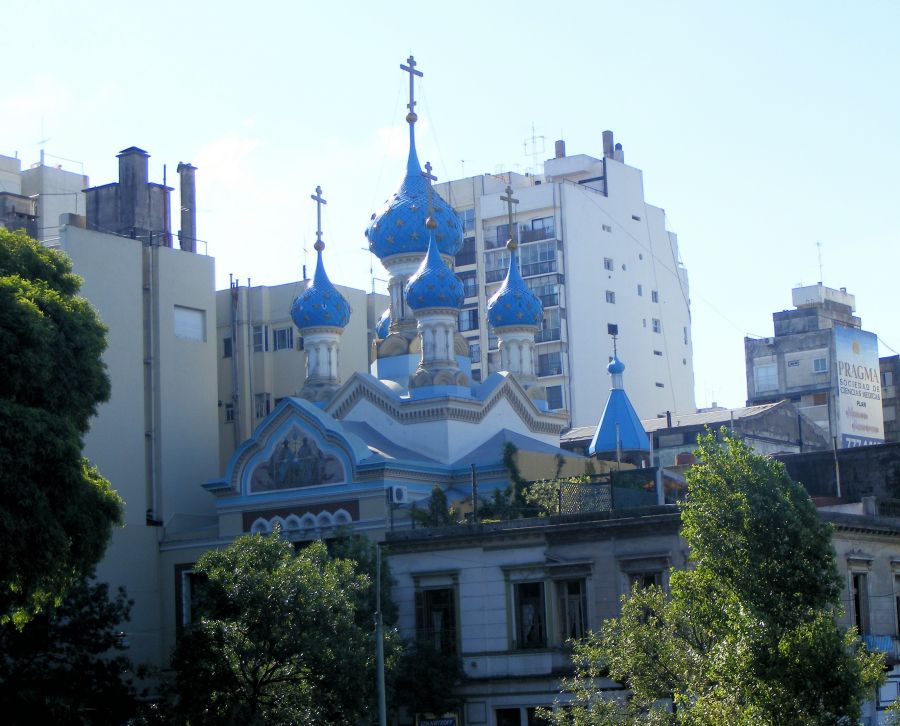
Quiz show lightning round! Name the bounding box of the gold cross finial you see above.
[400,55,423,124]
[423,161,438,229]
[500,185,519,250]
[311,185,327,251]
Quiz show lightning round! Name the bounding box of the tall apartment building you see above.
[433,132,695,428]
[49,147,219,670]
[745,284,885,448]
[214,281,387,471]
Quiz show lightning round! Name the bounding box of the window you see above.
[852,572,870,634]
[224,403,234,423]
[546,385,564,411]
[630,571,662,590]
[683,326,689,345]
[653,350,663,357]
[754,363,778,392]
[527,275,560,307]
[884,370,895,388]
[557,579,587,641]
[471,368,482,382]
[496,708,551,726]
[655,382,665,388]
[637,284,643,296]
[174,305,205,341]
[254,392,271,419]
[813,357,827,373]
[652,318,662,334]
[514,581,546,648]
[605,290,616,304]
[631,214,641,221]
[455,236,477,266]
[469,342,481,363]
[458,308,479,332]
[522,215,554,242]
[273,326,294,351]
[223,336,233,358]
[813,392,828,405]
[459,207,475,233]
[602,224,612,233]
[459,271,478,299]
[252,324,269,352]
[603,257,614,271]
[651,290,659,303]
[175,566,208,628]
[537,308,560,343]
[416,587,458,655]
[538,351,562,377]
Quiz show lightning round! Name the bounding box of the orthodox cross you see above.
[500,185,519,247]
[311,185,327,250]
[400,55,423,118]
[422,161,437,223]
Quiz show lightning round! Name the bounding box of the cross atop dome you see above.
[400,55,423,124]
[500,185,519,250]
[311,185,327,252]
[423,161,437,229]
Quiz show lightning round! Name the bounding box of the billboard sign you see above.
[834,326,884,447]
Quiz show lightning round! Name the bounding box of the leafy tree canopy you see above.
[543,432,884,726]
[171,532,378,725]
[0,573,138,724]
[0,229,122,625]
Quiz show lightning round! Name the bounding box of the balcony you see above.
[538,293,559,307]
[862,634,900,664]
[520,226,555,243]
[521,259,557,278]
[537,365,563,377]
[535,328,561,343]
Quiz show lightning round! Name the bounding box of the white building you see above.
[432,132,695,428]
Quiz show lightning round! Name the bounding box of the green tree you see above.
[543,432,884,726]
[0,573,138,724]
[172,532,376,725]
[394,638,465,719]
[410,485,457,528]
[0,229,122,625]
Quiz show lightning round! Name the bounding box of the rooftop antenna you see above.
[37,118,50,166]
[523,122,545,175]
[816,240,824,285]
[460,159,468,177]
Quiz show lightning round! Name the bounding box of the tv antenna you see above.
[523,122,545,174]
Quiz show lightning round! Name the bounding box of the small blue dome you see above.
[487,247,543,329]
[375,308,390,339]
[405,233,464,311]
[291,247,350,330]
[365,126,463,260]
[607,356,625,375]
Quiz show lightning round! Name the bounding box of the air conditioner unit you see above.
[390,485,408,505]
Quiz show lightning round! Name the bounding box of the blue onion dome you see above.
[487,240,543,329]
[405,232,464,312]
[365,126,463,259]
[290,241,351,330]
[607,356,625,375]
[375,308,391,339]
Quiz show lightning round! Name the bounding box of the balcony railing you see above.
[521,259,557,278]
[538,293,559,307]
[535,328,561,343]
[520,226,555,243]
[862,634,900,664]
[537,365,563,377]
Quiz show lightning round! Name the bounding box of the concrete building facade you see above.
[430,132,696,428]
[745,284,885,448]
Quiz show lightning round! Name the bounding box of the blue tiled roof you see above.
[487,248,543,329]
[290,249,350,330]
[405,233,464,311]
[365,126,463,259]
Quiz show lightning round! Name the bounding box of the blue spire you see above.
[291,186,350,331]
[487,245,543,329]
[365,56,463,260]
[589,356,650,456]
[405,231,464,312]
[291,246,351,331]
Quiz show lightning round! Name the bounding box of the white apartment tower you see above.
[433,132,695,427]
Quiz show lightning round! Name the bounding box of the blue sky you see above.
[4,1,898,411]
